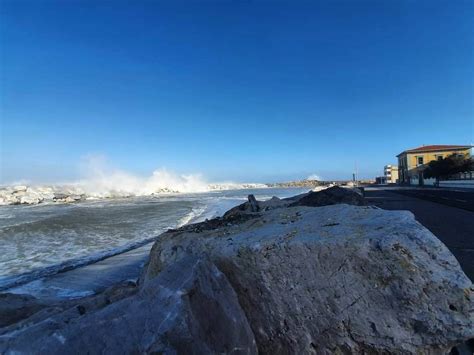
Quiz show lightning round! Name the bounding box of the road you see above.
[391,187,474,212]
[364,187,474,282]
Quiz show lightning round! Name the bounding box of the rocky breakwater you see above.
[0,186,86,205]
[266,179,322,188]
[1,187,473,354]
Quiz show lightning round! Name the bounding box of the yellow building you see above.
[397,145,471,186]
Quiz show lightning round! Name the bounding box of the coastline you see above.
[1,187,472,353]
[0,199,209,298]
[0,181,321,207]
[1,187,310,299]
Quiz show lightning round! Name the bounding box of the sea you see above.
[0,187,308,300]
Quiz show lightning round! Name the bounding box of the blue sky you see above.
[1,0,473,183]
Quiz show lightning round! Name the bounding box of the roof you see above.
[397,145,472,157]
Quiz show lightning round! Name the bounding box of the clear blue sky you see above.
[1,0,473,183]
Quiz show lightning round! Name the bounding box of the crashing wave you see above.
[0,157,274,205]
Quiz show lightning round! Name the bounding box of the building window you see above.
[417,156,424,165]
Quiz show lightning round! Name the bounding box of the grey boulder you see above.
[0,256,257,355]
[0,293,46,328]
[143,203,474,354]
[289,185,367,207]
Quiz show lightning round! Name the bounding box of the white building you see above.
[384,165,399,184]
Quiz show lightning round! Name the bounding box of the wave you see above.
[176,205,207,227]
[76,164,210,196]
[0,202,209,292]
[306,174,322,181]
[0,236,156,291]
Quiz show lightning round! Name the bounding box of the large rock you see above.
[12,186,27,193]
[0,256,257,355]
[19,189,44,204]
[0,281,139,333]
[289,185,366,207]
[53,192,69,201]
[0,190,20,205]
[223,194,302,219]
[0,293,46,328]
[223,195,263,218]
[143,204,474,354]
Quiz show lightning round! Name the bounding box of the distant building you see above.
[375,165,398,185]
[397,145,471,186]
[384,165,399,184]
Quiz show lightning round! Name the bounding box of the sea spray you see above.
[76,168,210,197]
[75,155,211,197]
[0,166,267,205]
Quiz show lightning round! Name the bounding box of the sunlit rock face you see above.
[144,203,474,354]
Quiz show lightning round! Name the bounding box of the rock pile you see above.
[289,185,366,207]
[1,188,473,354]
[0,186,86,205]
[265,179,322,188]
[0,259,256,354]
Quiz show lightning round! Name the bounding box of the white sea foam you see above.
[176,205,207,227]
[306,173,322,181]
[71,156,211,197]
[76,168,209,197]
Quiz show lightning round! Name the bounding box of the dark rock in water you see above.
[0,293,46,328]
[247,194,259,212]
[222,194,294,219]
[223,194,261,218]
[53,193,68,200]
[289,186,366,207]
[0,256,257,355]
[169,213,257,235]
